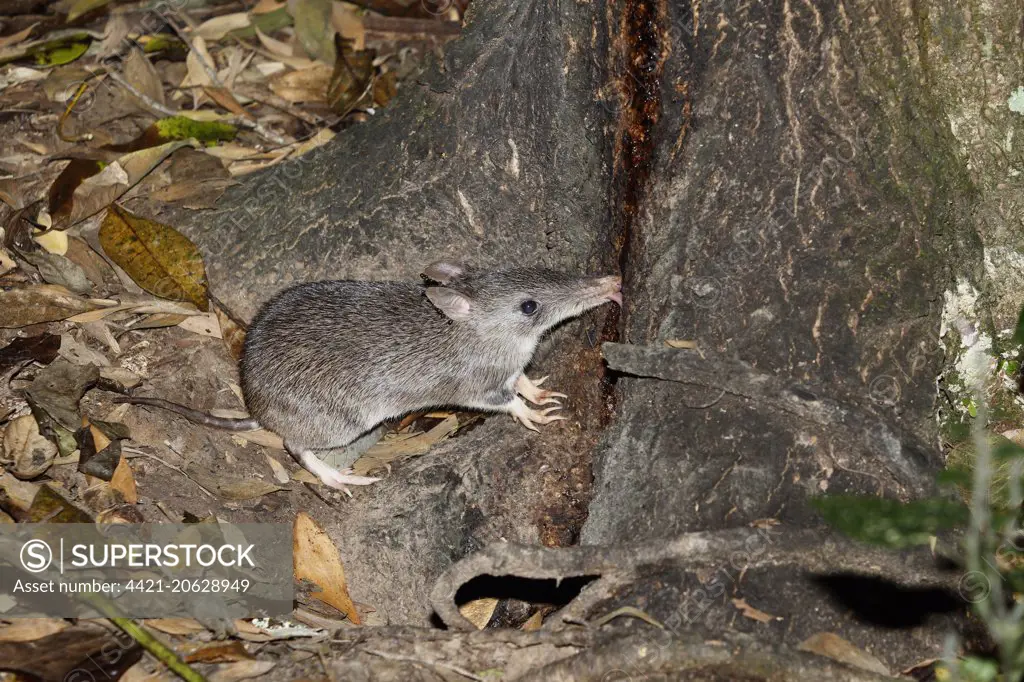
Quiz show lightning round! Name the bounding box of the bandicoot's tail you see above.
[113,396,260,431]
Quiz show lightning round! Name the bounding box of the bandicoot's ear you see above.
[426,287,473,320]
[422,261,467,284]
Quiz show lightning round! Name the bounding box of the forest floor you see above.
[0,2,483,680]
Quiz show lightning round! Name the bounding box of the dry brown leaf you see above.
[459,598,498,630]
[232,619,268,636]
[331,3,365,50]
[195,12,253,41]
[521,611,543,631]
[352,415,459,475]
[98,204,209,311]
[0,66,46,93]
[144,618,206,635]
[214,479,286,500]
[269,63,333,103]
[264,454,290,484]
[0,618,69,642]
[70,300,199,325]
[0,285,103,328]
[0,472,41,513]
[664,339,698,349]
[797,632,890,676]
[0,248,14,276]
[293,512,361,624]
[730,598,777,623]
[1,414,58,480]
[82,320,120,354]
[181,35,216,101]
[209,659,276,682]
[110,454,138,504]
[58,333,110,367]
[61,141,195,228]
[120,661,177,682]
[254,26,294,58]
[99,367,141,391]
[16,135,48,156]
[178,312,222,338]
[95,12,130,59]
[132,312,191,329]
[0,24,37,49]
[21,250,92,294]
[123,46,165,107]
[65,237,115,287]
[213,303,246,360]
[291,128,335,157]
[252,0,286,13]
[233,429,284,450]
[290,469,318,485]
[89,423,112,453]
[151,178,237,207]
[203,86,251,118]
[183,640,253,664]
[203,143,276,161]
[0,178,20,209]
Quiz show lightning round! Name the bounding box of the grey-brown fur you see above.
[123,262,621,489]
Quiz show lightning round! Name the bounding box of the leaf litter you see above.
[0,0,467,678]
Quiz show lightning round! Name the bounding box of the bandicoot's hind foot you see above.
[508,396,566,432]
[515,374,567,406]
[293,448,380,496]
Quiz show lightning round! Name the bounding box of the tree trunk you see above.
[134,0,1018,675]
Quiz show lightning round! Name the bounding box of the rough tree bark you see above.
[130,0,1017,676]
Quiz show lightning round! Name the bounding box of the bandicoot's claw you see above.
[516,374,570,406]
[509,397,566,431]
[321,468,381,497]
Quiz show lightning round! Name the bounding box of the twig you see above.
[58,80,98,142]
[363,649,483,681]
[231,83,326,127]
[122,446,216,499]
[105,67,290,146]
[104,68,179,118]
[587,606,665,630]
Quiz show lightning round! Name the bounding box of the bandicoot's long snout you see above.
[589,275,623,306]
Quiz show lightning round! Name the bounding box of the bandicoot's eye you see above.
[520,300,539,316]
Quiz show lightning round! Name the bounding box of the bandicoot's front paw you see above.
[515,374,568,406]
[510,400,566,432]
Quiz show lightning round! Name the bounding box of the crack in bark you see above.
[600,0,670,409]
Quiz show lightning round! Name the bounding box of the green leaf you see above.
[34,40,89,66]
[66,0,115,22]
[152,116,236,145]
[813,495,969,548]
[936,466,973,487]
[956,656,1000,682]
[993,437,1024,461]
[236,6,293,39]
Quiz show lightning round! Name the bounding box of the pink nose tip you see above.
[601,275,623,305]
